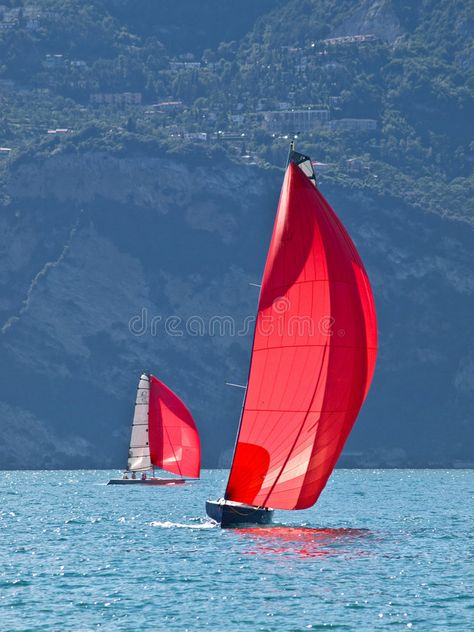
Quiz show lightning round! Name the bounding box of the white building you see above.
[328,118,377,131]
[90,92,142,106]
[184,132,207,141]
[321,34,377,46]
[262,109,330,133]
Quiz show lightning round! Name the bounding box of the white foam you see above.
[149,520,217,529]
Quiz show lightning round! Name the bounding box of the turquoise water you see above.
[0,470,472,631]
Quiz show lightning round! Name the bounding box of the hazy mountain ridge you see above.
[0,149,278,467]
[1,146,473,468]
[0,0,472,468]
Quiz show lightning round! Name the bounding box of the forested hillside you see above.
[0,0,473,468]
[0,0,472,217]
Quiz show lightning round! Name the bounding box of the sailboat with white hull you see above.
[206,147,377,526]
[108,373,201,486]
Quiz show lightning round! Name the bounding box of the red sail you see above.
[225,162,377,510]
[148,375,200,478]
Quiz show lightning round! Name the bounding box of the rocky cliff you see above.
[331,0,403,42]
[1,149,473,468]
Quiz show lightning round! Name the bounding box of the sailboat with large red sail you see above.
[206,147,377,525]
[108,373,201,486]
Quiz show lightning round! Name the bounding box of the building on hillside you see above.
[321,34,377,46]
[169,61,201,70]
[346,157,369,171]
[153,101,185,113]
[262,108,330,133]
[312,161,334,173]
[24,6,41,17]
[90,92,142,106]
[230,114,245,126]
[184,132,207,141]
[0,19,15,29]
[43,54,66,70]
[328,118,377,131]
[165,125,185,137]
[212,131,246,141]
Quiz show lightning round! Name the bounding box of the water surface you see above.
[0,469,472,630]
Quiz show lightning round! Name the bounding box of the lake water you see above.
[0,469,472,631]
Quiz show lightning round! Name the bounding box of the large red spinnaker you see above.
[148,375,201,478]
[225,162,377,510]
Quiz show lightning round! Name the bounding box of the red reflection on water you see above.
[234,526,370,558]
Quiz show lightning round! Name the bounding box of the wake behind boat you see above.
[206,146,378,527]
[108,373,201,486]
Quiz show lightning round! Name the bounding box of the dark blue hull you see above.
[206,499,273,527]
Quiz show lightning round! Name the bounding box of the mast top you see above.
[287,146,317,187]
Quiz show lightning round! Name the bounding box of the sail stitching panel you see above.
[160,399,184,477]
[250,284,319,474]
[261,338,330,507]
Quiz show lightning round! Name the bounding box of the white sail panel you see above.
[289,148,317,187]
[127,373,151,471]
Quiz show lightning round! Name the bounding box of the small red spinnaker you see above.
[148,375,201,478]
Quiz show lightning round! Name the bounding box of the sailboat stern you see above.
[206,499,273,528]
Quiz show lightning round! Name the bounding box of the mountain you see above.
[0,0,472,468]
